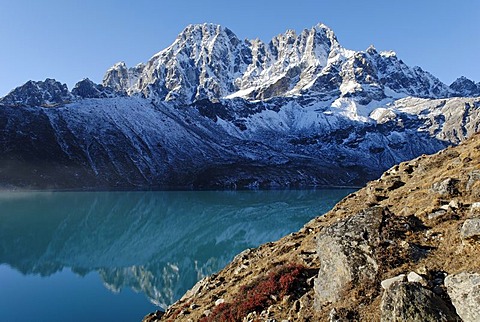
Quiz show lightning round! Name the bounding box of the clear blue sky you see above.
[0,0,478,97]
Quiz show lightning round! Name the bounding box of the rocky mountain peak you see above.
[450,76,480,97]
[102,62,145,95]
[0,78,72,107]
[366,45,378,55]
[72,78,124,99]
[100,23,347,103]
[178,23,238,42]
[99,22,469,107]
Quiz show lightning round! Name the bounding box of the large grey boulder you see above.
[445,272,480,322]
[381,281,461,322]
[314,207,384,308]
[314,206,430,310]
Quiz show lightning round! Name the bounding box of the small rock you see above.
[381,274,406,290]
[215,298,225,306]
[449,200,459,209]
[234,264,249,275]
[407,271,425,285]
[202,309,212,317]
[428,209,447,220]
[431,178,459,196]
[142,310,165,322]
[445,272,480,322]
[329,307,359,322]
[467,170,480,190]
[440,204,450,211]
[471,202,480,215]
[181,276,209,300]
[460,218,480,241]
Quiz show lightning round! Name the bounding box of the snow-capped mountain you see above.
[0,23,479,189]
[102,23,455,105]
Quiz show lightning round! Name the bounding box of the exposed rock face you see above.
[150,133,480,321]
[102,62,144,95]
[445,272,480,322]
[431,178,460,197]
[314,206,430,309]
[380,281,460,321]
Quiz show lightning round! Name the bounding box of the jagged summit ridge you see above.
[1,22,478,109]
[100,22,347,102]
[100,22,458,105]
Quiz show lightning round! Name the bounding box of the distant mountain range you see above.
[0,23,479,189]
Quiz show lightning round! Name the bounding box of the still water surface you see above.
[0,189,354,322]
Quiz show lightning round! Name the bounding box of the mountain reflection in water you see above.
[0,189,353,309]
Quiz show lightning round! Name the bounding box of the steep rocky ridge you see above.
[101,23,456,104]
[148,133,480,321]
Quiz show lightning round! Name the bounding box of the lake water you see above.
[0,189,354,322]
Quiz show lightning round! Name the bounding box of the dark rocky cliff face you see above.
[149,132,480,322]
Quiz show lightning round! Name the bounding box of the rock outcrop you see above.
[147,132,480,321]
[380,281,460,321]
[445,272,480,322]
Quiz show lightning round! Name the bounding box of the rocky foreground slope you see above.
[145,133,480,321]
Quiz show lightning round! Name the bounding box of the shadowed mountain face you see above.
[0,189,352,308]
[0,96,478,189]
[0,23,479,189]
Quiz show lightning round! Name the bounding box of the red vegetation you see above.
[200,263,307,322]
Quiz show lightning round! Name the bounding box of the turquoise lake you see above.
[0,189,354,321]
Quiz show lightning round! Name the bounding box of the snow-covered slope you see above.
[0,23,479,189]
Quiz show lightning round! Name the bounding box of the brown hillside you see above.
[145,133,480,322]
